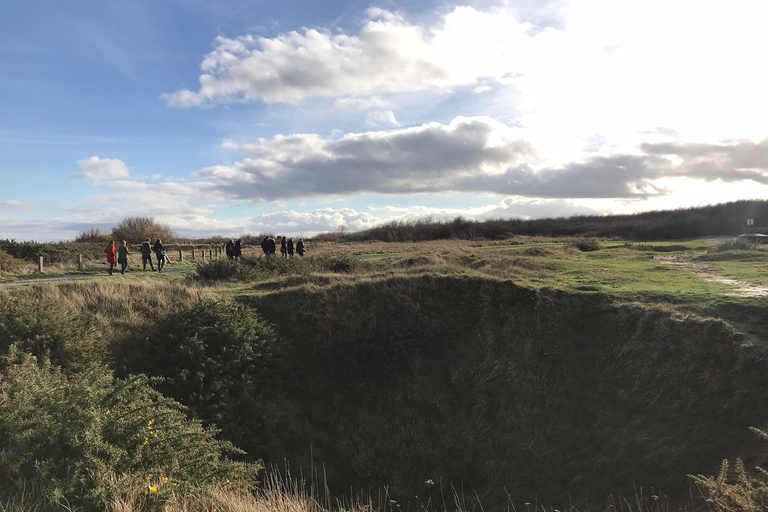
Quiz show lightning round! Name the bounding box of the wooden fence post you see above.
[78,254,83,271]
[201,250,205,261]
[38,256,44,273]
[192,249,196,260]
[209,249,213,259]
[178,249,183,262]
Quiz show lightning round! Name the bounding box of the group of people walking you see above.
[225,239,243,259]
[104,235,307,275]
[260,236,305,259]
[104,238,167,275]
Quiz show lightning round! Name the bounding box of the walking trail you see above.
[0,267,193,288]
[655,254,768,297]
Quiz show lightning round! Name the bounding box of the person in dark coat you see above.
[105,241,116,275]
[140,237,156,272]
[287,238,294,257]
[234,239,242,259]
[267,237,276,259]
[261,237,269,258]
[296,239,305,257]
[280,237,287,258]
[226,239,235,259]
[117,240,130,275]
[153,238,166,273]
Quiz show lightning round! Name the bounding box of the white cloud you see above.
[365,110,400,127]
[372,197,601,221]
[334,96,389,111]
[247,207,380,237]
[0,200,39,212]
[163,6,537,106]
[76,156,131,183]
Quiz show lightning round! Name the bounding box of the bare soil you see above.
[655,254,768,297]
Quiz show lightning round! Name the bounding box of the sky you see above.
[2,0,768,241]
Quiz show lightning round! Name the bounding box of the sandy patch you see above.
[655,254,768,297]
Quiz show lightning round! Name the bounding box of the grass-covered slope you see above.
[246,274,768,508]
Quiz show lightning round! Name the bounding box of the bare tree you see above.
[75,227,109,243]
[111,216,175,242]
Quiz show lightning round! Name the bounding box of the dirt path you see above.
[655,254,768,297]
[0,267,193,288]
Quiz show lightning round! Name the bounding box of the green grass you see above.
[697,249,768,286]
[530,248,734,298]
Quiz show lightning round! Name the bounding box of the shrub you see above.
[0,249,25,273]
[111,216,175,243]
[0,239,82,264]
[564,238,602,252]
[691,428,768,511]
[192,258,254,282]
[0,352,258,510]
[125,299,288,459]
[0,294,102,371]
[321,254,361,272]
[709,238,757,253]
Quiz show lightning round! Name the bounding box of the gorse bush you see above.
[0,248,25,273]
[0,239,81,264]
[0,352,258,510]
[0,294,102,371]
[124,299,288,459]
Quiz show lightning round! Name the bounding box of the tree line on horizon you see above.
[315,199,768,243]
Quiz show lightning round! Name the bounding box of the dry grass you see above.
[109,472,366,512]
[3,280,201,340]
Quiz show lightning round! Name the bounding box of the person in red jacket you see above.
[105,241,116,275]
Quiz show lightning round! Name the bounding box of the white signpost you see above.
[747,218,754,233]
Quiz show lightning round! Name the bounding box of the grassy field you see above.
[2,236,768,511]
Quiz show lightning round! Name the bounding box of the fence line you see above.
[18,244,262,275]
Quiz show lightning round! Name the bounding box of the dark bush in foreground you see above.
[125,299,288,459]
[0,352,257,510]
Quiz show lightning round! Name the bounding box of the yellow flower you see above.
[105,410,110,415]
[147,474,153,480]
[150,486,157,493]
[162,477,168,483]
